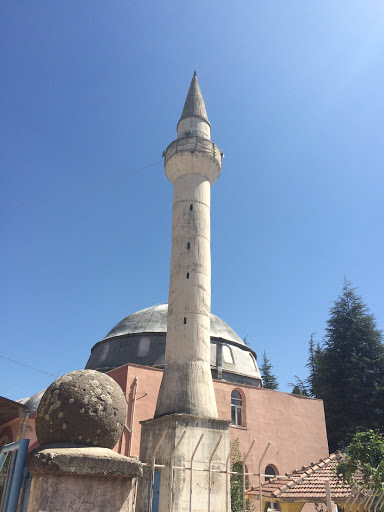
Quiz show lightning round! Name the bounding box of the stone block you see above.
[136,414,230,512]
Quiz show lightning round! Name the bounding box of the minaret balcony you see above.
[164,135,222,185]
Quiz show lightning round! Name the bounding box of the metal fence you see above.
[140,431,384,512]
[0,440,30,512]
[142,430,269,512]
[342,484,384,512]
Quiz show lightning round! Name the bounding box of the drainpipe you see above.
[20,412,30,441]
[216,344,223,380]
[128,377,138,456]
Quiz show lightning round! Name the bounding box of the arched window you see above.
[265,465,280,512]
[223,345,234,364]
[265,465,276,482]
[137,337,151,357]
[231,390,243,426]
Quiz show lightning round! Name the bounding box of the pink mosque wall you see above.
[109,363,329,482]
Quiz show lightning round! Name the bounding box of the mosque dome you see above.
[86,304,262,387]
[18,389,46,412]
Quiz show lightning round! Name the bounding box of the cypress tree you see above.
[306,334,323,397]
[260,350,279,390]
[289,376,309,396]
[315,280,384,451]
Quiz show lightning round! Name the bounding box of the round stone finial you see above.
[36,370,127,449]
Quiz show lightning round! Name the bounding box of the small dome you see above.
[86,304,262,387]
[18,389,46,412]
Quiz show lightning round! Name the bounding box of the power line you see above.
[2,158,163,210]
[0,379,29,396]
[0,354,59,377]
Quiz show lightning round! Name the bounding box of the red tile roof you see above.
[247,452,364,503]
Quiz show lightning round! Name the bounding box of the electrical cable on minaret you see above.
[155,72,222,418]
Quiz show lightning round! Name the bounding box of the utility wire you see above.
[0,354,59,377]
[0,379,29,396]
[2,158,163,210]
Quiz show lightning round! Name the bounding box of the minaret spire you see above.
[177,72,211,140]
[179,72,209,124]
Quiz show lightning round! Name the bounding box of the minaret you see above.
[155,71,222,418]
[137,74,229,512]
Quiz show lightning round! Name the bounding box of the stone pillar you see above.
[27,446,142,512]
[27,370,143,512]
[136,415,230,512]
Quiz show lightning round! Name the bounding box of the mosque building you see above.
[0,73,329,510]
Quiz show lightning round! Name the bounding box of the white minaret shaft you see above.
[155,73,222,418]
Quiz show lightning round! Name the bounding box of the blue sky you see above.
[1,1,383,400]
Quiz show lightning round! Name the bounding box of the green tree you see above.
[289,375,309,396]
[230,439,252,512]
[231,461,244,512]
[260,350,278,390]
[290,334,322,396]
[313,281,384,451]
[305,334,323,397]
[336,430,384,492]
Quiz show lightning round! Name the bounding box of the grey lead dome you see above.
[104,304,243,344]
[86,304,262,387]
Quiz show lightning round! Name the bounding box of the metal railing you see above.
[342,484,384,512]
[141,431,384,512]
[164,137,222,165]
[142,431,268,512]
[0,439,30,512]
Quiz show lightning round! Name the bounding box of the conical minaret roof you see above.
[178,71,209,124]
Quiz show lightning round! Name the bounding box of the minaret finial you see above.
[193,69,197,76]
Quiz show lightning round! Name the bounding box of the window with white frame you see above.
[231,390,243,426]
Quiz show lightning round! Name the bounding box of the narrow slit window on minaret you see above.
[187,242,190,249]
[186,273,189,279]
[190,204,193,211]
[184,317,187,324]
